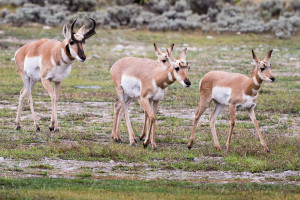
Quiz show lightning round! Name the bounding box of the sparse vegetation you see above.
[0,23,299,198]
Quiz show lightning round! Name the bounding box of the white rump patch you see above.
[212,86,231,105]
[199,78,203,89]
[24,56,41,81]
[121,75,142,98]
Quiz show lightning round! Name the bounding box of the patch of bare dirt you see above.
[0,158,299,185]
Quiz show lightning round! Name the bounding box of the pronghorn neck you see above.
[154,66,175,89]
[245,67,263,96]
[59,40,75,65]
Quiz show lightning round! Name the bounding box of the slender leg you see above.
[41,78,56,132]
[188,98,211,149]
[53,82,61,131]
[248,106,269,152]
[24,76,39,131]
[15,87,27,130]
[112,100,120,141]
[150,100,159,149]
[139,111,148,140]
[116,87,136,146]
[209,102,224,150]
[116,108,122,141]
[140,97,155,148]
[226,104,236,153]
[139,100,152,140]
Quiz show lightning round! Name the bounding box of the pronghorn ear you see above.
[154,43,162,56]
[63,24,70,40]
[167,44,174,53]
[252,50,260,64]
[180,48,187,61]
[264,50,273,62]
[77,24,86,35]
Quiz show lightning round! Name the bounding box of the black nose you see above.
[270,77,275,82]
[81,56,86,61]
[184,78,191,87]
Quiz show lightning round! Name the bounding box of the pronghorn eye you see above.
[69,41,75,45]
[175,67,179,71]
[260,67,265,71]
[162,59,166,63]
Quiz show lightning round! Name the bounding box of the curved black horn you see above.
[70,19,77,41]
[84,18,96,39]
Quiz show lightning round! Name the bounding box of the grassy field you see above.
[0,25,299,198]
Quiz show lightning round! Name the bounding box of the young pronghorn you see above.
[111,44,191,148]
[188,50,275,152]
[15,18,96,132]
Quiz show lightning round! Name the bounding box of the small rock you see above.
[43,26,51,30]
[11,58,15,61]
[93,54,100,59]
[0,157,4,162]
[109,160,114,164]
[289,57,296,61]
[236,32,241,35]
[206,36,213,40]
[193,157,200,162]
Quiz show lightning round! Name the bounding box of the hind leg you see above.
[209,102,223,150]
[16,87,27,130]
[24,76,39,131]
[112,100,122,142]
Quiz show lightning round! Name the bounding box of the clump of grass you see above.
[28,164,54,170]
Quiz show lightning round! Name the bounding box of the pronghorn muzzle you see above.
[184,78,191,87]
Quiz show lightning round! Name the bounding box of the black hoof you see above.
[36,127,41,132]
[54,129,59,133]
[152,147,157,151]
[266,149,270,153]
[188,146,192,150]
[131,143,136,147]
[117,138,122,142]
[143,143,148,148]
[134,138,137,143]
[49,127,54,131]
[139,136,143,141]
[16,126,21,130]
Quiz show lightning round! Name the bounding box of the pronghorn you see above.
[188,50,275,152]
[110,44,191,148]
[15,18,96,132]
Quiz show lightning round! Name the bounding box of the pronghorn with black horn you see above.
[110,44,191,148]
[188,50,275,153]
[15,18,96,132]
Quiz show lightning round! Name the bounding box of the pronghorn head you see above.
[252,50,275,82]
[167,47,191,87]
[63,18,96,62]
[153,43,170,65]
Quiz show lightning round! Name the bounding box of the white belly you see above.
[121,75,142,98]
[236,93,257,110]
[212,86,231,105]
[24,56,41,81]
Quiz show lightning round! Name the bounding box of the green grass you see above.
[0,178,299,200]
[0,24,299,175]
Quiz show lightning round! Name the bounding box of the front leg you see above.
[53,82,61,131]
[139,97,155,148]
[248,106,269,152]
[226,104,236,153]
[41,78,58,132]
[150,100,159,149]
